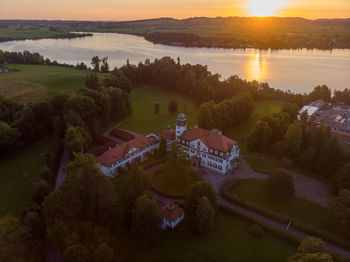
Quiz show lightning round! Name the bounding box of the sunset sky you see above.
[1,0,349,20]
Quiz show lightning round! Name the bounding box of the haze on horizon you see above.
[1,0,349,20]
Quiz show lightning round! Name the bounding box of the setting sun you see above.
[246,0,287,17]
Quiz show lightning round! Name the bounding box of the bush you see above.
[249,224,264,239]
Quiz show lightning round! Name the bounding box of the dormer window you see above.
[210,149,213,153]
[215,151,218,155]
[220,152,223,157]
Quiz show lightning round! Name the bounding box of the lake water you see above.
[0,32,349,94]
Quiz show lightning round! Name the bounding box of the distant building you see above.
[161,203,184,229]
[158,113,240,175]
[96,135,158,177]
[0,66,9,73]
[298,100,327,120]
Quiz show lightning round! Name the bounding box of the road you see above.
[45,152,70,262]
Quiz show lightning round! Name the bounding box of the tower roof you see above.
[177,113,186,121]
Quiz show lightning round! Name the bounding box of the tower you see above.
[176,113,187,140]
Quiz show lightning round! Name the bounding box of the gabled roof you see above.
[158,128,176,141]
[179,128,237,153]
[161,203,184,222]
[96,135,155,167]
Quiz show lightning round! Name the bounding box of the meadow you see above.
[116,210,296,262]
[228,179,332,232]
[120,86,198,134]
[0,64,89,102]
[0,138,51,218]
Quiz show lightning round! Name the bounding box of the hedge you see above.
[141,157,166,170]
[221,179,350,252]
[220,204,348,262]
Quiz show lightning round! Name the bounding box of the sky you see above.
[1,0,349,20]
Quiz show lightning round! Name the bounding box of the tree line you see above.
[198,92,255,131]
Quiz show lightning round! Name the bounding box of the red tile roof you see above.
[158,128,176,141]
[179,128,237,153]
[96,135,155,167]
[161,203,184,222]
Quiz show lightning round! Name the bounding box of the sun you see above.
[246,0,286,17]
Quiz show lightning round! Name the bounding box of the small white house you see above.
[161,203,184,229]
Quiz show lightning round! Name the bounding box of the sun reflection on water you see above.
[247,52,265,81]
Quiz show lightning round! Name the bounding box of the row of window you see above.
[207,161,223,171]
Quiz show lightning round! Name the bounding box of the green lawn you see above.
[117,210,296,262]
[0,138,51,218]
[150,168,201,198]
[224,99,284,147]
[120,86,198,135]
[243,155,280,174]
[0,71,86,101]
[228,179,332,232]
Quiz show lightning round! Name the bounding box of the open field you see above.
[0,70,86,102]
[117,210,296,262]
[228,179,332,232]
[0,79,47,103]
[224,99,284,146]
[0,138,51,218]
[120,86,198,134]
[243,155,280,174]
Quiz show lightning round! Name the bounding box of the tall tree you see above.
[168,98,178,114]
[195,196,215,235]
[329,189,350,239]
[91,56,100,72]
[100,57,109,73]
[131,193,162,241]
[284,121,302,157]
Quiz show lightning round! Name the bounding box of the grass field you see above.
[150,168,201,197]
[0,70,86,102]
[224,99,284,146]
[6,64,90,73]
[117,210,296,262]
[0,138,51,218]
[120,86,198,135]
[243,155,280,174]
[228,179,332,232]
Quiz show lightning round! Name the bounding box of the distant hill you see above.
[1,17,350,49]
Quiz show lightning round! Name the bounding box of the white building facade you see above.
[159,113,240,175]
[96,135,158,177]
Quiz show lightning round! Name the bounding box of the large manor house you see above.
[96,113,240,176]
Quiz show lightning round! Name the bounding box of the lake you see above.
[0,32,349,93]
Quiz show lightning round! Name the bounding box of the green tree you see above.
[266,171,295,199]
[91,56,100,71]
[93,243,114,262]
[331,163,350,192]
[131,193,162,241]
[85,73,100,91]
[195,196,215,235]
[157,136,167,158]
[23,211,46,239]
[64,126,87,153]
[154,102,160,114]
[100,57,109,73]
[168,98,178,114]
[0,121,20,152]
[0,216,42,262]
[32,180,52,204]
[284,121,302,156]
[329,189,350,239]
[62,244,89,262]
[185,181,217,228]
[282,102,299,120]
[288,237,333,262]
[247,120,272,152]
